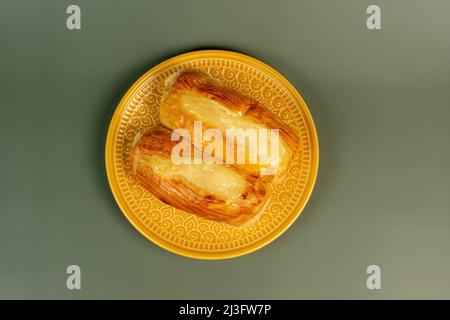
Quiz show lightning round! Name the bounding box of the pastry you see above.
[159,71,299,181]
[131,127,269,226]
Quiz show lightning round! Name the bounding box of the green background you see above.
[1,0,449,299]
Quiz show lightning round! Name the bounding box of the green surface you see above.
[1,0,449,299]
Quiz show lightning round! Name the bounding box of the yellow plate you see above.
[105,50,319,259]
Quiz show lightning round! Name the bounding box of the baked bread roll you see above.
[159,71,299,181]
[131,127,269,226]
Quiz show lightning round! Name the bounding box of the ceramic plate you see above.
[105,50,319,259]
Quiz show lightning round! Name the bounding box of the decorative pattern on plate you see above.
[106,51,318,259]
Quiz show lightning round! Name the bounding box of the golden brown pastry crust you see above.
[159,71,299,181]
[131,127,269,226]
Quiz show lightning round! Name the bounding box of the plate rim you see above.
[105,49,319,260]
